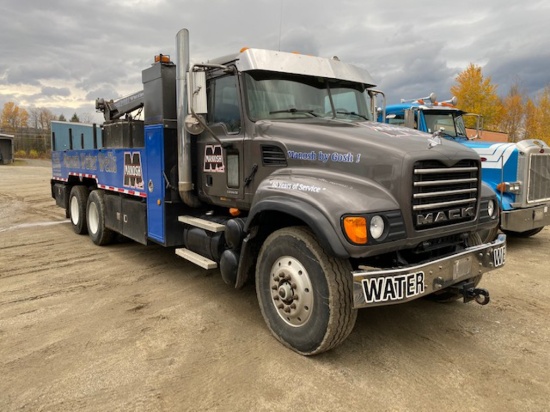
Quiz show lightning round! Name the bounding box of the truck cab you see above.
[50,31,506,355]
[382,94,550,239]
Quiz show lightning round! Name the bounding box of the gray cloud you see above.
[0,0,549,116]
[41,86,71,97]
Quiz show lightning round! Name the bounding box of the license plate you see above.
[493,245,506,267]
[453,256,472,279]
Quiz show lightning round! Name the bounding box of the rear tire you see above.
[256,226,357,355]
[69,186,89,235]
[427,233,484,303]
[86,190,114,246]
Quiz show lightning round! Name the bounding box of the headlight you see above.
[369,215,385,240]
[487,199,495,217]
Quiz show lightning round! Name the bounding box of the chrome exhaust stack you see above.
[175,29,201,208]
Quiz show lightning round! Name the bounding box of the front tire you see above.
[86,190,114,246]
[256,226,357,355]
[502,227,544,238]
[69,186,89,235]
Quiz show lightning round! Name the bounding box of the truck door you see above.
[197,73,245,204]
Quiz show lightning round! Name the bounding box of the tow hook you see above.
[451,281,491,305]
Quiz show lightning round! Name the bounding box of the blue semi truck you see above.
[381,94,550,240]
[50,31,506,355]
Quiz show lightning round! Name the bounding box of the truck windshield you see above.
[243,71,372,122]
[424,112,468,138]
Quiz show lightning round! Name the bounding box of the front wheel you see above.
[86,190,114,246]
[256,226,357,355]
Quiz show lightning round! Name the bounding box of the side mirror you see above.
[185,71,207,135]
[184,114,205,135]
[187,71,207,115]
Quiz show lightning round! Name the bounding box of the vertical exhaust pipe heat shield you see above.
[176,29,202,207]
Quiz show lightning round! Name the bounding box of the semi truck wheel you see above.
[255,226,357,355]
[69,186,89,235]
[427,233,483,303]
[86,190,114,246]
[502,227,544,238]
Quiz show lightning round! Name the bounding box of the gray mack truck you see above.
[50,29,506,355]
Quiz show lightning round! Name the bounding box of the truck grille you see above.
[412,160,479,229]
[527,153,550,203]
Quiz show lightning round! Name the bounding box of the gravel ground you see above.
[1,159,549,411]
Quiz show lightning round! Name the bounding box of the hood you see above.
[254,119,478,166]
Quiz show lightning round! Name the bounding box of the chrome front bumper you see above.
[501,204,550,232]
[352,234,506,308]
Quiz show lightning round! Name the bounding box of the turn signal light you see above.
[343,216,367,244]
[496,182,521,194]
[154,54,171,63]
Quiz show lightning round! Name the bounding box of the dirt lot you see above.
[1,160,549,412]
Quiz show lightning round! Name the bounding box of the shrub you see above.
[29,149,40,159]
[14,149,27,158]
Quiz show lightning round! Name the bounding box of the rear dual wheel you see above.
[86,190,114,246]
[69,186,89,235]
[256,226,357,355]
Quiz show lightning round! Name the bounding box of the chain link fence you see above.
[0,128,51,158]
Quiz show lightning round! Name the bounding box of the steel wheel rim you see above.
[88,202,99,235]
[269,256,314,327]
[70,196,80,225]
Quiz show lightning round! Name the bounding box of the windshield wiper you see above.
[437,129,458,140]
[269,108,318,117]
[335,110,368,120]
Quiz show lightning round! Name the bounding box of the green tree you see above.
[450,64,503,130]
[58,114,67,122]
[70,113,80,123]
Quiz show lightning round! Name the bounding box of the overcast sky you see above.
[1,0,549,123]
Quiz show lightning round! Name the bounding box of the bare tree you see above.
[29,107,57,130]
[499,82,525,142]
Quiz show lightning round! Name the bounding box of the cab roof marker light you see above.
[154,54,171,63]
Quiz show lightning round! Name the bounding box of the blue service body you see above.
[51,121,178,246]
[382,102,550,234]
